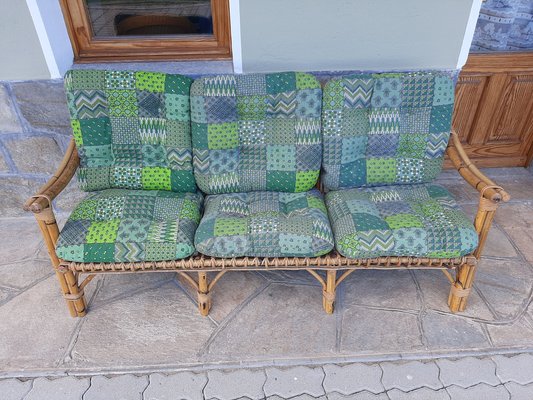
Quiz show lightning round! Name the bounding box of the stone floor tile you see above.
[25,376,90,400]
[341,307,424,354]
[0,218,44,263]
[0,286,14,304]
[267,395,327,400]
[143,372,206,400]
[204,369,266,400]
[494,203,533,230]
[504,381,533,400]
[264,366,325,398]
[340,270,420,311]
[493,354,533,385]
[436,357,500,388]
[4,136,63,175]
[502,227,533,263]
[257,270,323,286]
[205,284,336,361]
[84,375,148,400]
[67,282,215,368]
[0,84,22,133]
[0,378,32,400]
[0,178,43,217]
[478,225,518,259]
[0,260,52,290]
[422,312,490,349]
[323,363,384,395]
[326,392,388,400]
[387,387,451,400]
[487,317,533,347]
[445,383,509,400]
[381,361,442,391]
[53,180,85,214]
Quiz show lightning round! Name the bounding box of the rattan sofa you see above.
[24,70,509,318]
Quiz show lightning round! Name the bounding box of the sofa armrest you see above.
[23,138,80,213]
[446,131,510,204]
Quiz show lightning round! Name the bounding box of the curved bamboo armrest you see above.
[446,131,510,204]
[23,139,80,213]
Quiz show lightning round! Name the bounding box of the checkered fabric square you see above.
[194,189,334,258]
[325,184,478,259]
[56,189,203,262]
[64,69,196,192]
[190,72,322,194]
[322,72,455,190]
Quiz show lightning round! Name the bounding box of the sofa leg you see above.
[197,272,211,316]
[63,270,88,317]
[448,262,476,313]
[323,270,337,314]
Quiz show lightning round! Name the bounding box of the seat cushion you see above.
[195,189,334,257]
[326,184,478,258]
[56,189,203,262]
[64,69,196,192]
[190,72,323,194]
[322,72,455,190]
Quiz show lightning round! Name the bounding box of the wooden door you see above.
[452,53,533,167]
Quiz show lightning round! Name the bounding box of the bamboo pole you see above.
[197,272,211,316]
[323,270,336,314]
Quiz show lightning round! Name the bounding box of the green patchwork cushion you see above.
[195,189,334,257]
[56,189,203,262]
[322,72,455,190]
[190,72,323,194]
[64,69,196,192]
[325,184,478,258]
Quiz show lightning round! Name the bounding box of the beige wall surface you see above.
[239,0,475,73]
[0,0,49,80]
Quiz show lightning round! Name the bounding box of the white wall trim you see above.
[457,0,483,69]
[229,0,243,73]
[25,0,60,78]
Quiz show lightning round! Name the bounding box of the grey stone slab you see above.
[381,361,442,391]
[504,382,533,400]
[0,153,9,172]
[177,271,266,323]
[0,378,32,400]
[84,375,148,400]
[264,366,325,398]
[53,179,86,214]
[421,311,490,349]
[0,287,14,304]
[387,387,451,400]
[494,203,533,230]
[0,84,22,133]
[501,227,533,263]
[476,224,517,259]
[0,260,52,289]
[4,136,63,175]
[0,218,44,263]
[436,357,500,388]
[11,81,71,135]
[487,317,533,347]
[340,306,424,354]
[25,376,90,400]
[323,363,384,395]
[205,369,266,400]
[0,177,42,217]
[257,270,322,286]
[205,284,336,361]
[341,270,420,311]
[326,392,388,400]
[493,354,533,385]
[413,270,495,320]
[0,275,81,370]
[445,383,510,400]
[267,395,327,400]
[144,372,207,400]
[67,282,215,368]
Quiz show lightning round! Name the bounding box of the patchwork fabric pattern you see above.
[325,184,478,259]
[64,69,196,192]
[195,189,334,257]
[322,72,455,190]
[56,189,203,262]
[190,72,323,194]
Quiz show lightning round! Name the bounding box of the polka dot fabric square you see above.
[322,72,455,190]
[190,73,322,194]
[64,69,196,192]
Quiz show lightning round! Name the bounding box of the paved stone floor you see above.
[1,168,532,399]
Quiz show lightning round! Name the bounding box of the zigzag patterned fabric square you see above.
[190,72,323,194]
[325,184,478,259]
[64,69,196,192]
[194,189,334,258]
[322,72,455,190]
[56,189,203,262]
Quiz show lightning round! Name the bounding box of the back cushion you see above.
[64,69,196,192]
[322,72,455,190]
[190,72,322,194]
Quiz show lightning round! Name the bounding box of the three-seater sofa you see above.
[24,69,509,318]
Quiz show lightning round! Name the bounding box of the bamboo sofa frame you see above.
[24,131,509,318]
